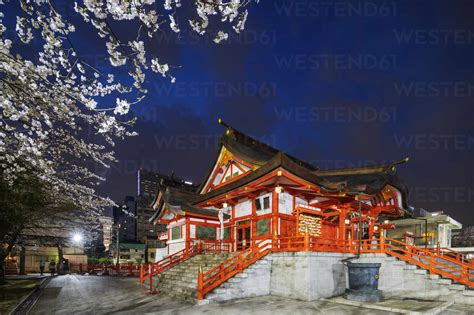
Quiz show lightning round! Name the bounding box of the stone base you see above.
[343,289,384,303]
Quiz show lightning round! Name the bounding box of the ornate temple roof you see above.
[150,120,410,224]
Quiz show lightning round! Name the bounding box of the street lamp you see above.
[116,223,121,265]
[72,232,83,255]
[73,233,83,243]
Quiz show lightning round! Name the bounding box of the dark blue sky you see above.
[105,0,474,226]
[7,1,474,225]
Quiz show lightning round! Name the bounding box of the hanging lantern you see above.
[275,185,283,194]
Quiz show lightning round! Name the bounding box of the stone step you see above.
[414,269,428,275]
[227,277,242,283]
[462,290,474,296]
[438,279,453,285]
[428,274,440,280]
[404,265,417,270]
[449,284,465,291]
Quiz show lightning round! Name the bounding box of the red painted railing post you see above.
[128,263,133,276]
[197,265,204,300]
[304,233,309,251]
[116,263,120,275]
[139,264,144,284]
[79,263,83,273]
[380,234,385,253]
[436,242,441,255]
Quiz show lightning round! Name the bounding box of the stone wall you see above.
[204,252,474,305]
[270,252,351,301]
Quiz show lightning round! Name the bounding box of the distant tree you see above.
[0,0,259,279]
[0,173,98,282]
[0,0,259,214]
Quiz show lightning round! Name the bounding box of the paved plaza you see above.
[28,275,473,314]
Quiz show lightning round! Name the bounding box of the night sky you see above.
[9,1,474,225]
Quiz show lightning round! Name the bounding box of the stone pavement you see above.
[28,275,474,314]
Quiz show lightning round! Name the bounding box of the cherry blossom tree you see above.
[0,0,259,277]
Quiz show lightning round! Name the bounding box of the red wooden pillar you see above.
[272,191,279,237]
[368,210,375,239]
[231,204,236,252]
[251,196,257,244]
[185,217,190,250]
[339,208,346,249]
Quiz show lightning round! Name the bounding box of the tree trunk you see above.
[19,246,26,275]
[0,233,19,284]
[0,251,7,284]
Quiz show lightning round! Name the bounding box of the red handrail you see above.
[139,242,232,285]
[427,245,473,267]
[195,235,473,300]
[197,238,273,299]
[140,244,201,285]
[382,238,473,287]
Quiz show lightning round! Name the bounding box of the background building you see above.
[98,216,113,251]
[136,169,163,246]
[113,196,137,242]
[136,169,197,250]
[386,209,462,248]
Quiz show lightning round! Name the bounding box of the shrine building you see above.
[150,119,409,256]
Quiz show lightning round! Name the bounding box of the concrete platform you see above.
[324,296,454,314]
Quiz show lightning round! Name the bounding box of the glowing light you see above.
[384,220,389,224]
[72,233,83,243]
[344,219,350,225]
[275,186,283,194]
[223,202,228,208]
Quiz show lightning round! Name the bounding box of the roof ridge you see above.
[315,157,409,176]
[218,118,319,171]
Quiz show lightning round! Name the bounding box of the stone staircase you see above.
[152,253,237,302]
[204,256,272,302]
[354,254,474,305]
[144,250,474,305]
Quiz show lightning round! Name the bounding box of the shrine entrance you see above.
[236,220,251,251]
